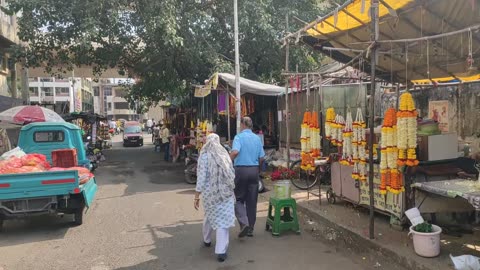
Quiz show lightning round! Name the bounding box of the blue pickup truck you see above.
[0,122,97,230]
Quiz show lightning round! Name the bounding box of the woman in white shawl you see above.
[194,133,235,262]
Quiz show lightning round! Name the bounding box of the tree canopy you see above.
[4,0,330,103]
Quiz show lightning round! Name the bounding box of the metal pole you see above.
[226,85,231,141]
[285,12,291,168]
[234,0,241,134]
[368,0,379,240]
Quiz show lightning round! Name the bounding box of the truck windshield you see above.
[124,126,141,134]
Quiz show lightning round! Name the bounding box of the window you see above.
[40,77,53,82]
[34,131,65,143]
[55,87,70,96]
[103,86,112,96]
[93,86,99,96]
[29,87,38,95]
[41,87,53,96]
[114,88,126,98]
[107,102,112,111]
[28,77,38,82]
[114,102,129,110]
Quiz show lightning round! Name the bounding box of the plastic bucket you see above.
[405,207,425,226]
[273,180,292,199]
[409,225,442,257]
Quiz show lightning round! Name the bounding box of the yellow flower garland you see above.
[397,92,419,167]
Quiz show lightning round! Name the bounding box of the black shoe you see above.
[238,226,250,238]
[247,227,254,237]
[217,253,227,262]
[204,241,211,247]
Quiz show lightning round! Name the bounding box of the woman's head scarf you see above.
[200,133,235,203]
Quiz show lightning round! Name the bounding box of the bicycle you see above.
[289,157,332,190]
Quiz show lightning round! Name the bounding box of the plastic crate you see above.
[52,149,78,168]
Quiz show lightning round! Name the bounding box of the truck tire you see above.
[73,207,84,226]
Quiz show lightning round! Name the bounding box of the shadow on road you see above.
[0,215,72,246]
[115,217,271,270]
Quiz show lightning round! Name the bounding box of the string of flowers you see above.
[331,114,345,147]
[310,111,321,158]
[380,108,399,194]
[301,111,314,171]
[340,110,353,166]
[397,92,419,167]
[325,107,335,140]
[352,108,367,180]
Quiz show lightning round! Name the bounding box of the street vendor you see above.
[457,152,480,179]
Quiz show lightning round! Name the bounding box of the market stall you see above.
[196,73,284,148]
[63,112,109,147]
[283,0,480,238]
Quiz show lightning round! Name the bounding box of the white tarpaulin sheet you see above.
[216,73,284,96]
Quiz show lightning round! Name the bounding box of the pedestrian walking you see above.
[160,123,170,161]
[194,133,236,262]
[230,116,265,238]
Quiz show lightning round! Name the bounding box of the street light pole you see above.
[234,0,241,133]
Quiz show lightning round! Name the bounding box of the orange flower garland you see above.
[380,108,400,194]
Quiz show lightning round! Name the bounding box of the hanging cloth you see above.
[218,92,226,115]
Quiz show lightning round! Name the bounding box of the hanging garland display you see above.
[397,92,419,167]
[352,109,367,181]
[300,111,314,171]
[380,108,401,194]
[310,111,321,158]
[331,114,345,147]
[340,110,353,166]
[325,107,335,140]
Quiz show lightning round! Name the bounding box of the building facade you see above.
[92,78,138,120]
[0,2,22,111]
[28,77,94,114]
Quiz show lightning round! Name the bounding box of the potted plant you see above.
[408,221,442,257]
[270,167,296,199]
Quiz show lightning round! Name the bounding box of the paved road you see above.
[0,136,401,270]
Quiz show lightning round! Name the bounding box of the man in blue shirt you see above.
[230,116,265,238]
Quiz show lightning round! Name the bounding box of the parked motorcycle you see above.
[84,137,105,172]
[184,144,265,192]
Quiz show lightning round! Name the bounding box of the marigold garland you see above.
[380,108,400,194]
[325,108,336,140]
[352,108,367,181]
[340,110,354,166]
[300,111,321,171]
[397,92,419,167]
[301,111,313,171]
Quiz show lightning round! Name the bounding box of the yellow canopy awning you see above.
[307,0,413,37]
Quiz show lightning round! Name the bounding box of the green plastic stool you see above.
[265,197,300,236]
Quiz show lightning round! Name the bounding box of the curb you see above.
[297,203,432,270]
